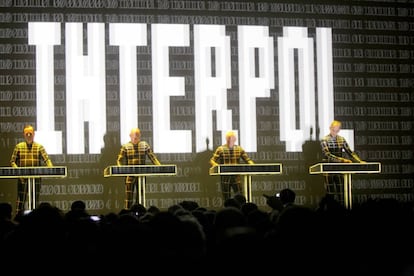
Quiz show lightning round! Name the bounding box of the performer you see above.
[210,130,254,201]
[320,120,365,203]
[117,127,161,209]
[10,125,53,216]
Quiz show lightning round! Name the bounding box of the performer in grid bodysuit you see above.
[117,127,161,209]
[320,120,364,204]
[10,125,53,216]
[210,130,254,201]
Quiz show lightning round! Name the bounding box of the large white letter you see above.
[316,28,334,140]
[238,25,274,152]
[66,23,106,154]
[316,28,354,148]
[28,22,62,154]
[278,27,316,152]
[109,23,147,143]
[151,24,191,153]
[194,24,232,152]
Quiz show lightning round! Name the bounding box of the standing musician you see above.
[117,127,161,209]
[210,130,254,201]
[320,120,365,204]
[10,125,53,216]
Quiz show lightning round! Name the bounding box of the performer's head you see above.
[329,120,342,137]
[129,128,141,144]
[225,130,237,147]
[23,125,35,144]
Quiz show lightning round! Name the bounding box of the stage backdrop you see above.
[0,0,413,214]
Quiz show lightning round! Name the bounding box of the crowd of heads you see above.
[1,190,413,275]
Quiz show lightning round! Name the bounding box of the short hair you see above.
[225,130,236,139]
[23,125,34,135]
[330,120,341,128]
[130,127,141,136]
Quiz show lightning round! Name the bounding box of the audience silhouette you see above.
[0,196,413,275]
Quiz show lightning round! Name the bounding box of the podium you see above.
[0,166,67,211]
[209,163,282,202]
[104,165,177,206]
[309,162,381,209]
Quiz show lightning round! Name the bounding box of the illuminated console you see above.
[104,165,177,206]
[309,162,381,209]
[309,162,381,174]
[209,163,283,203]
[0,166,67,211]
[0,166,67,178]
[209,163,282,175]
[104,165,177,177]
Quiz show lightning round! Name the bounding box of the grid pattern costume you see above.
[117,141,160,209]
[10,141,53,214]
[210,144,253,201]
[320,134,361,204]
